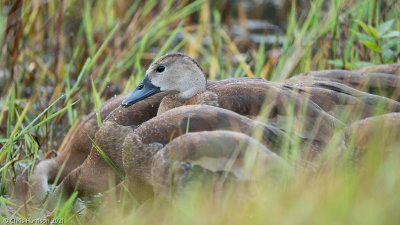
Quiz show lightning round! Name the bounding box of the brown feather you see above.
[284,68,400,101]
[284,81,400,123]
[354,64,400,76]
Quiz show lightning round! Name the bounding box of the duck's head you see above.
[122,52,207,107]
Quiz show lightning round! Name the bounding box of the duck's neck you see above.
[157,94,190,115]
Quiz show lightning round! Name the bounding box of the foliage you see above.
[0,0,399,224]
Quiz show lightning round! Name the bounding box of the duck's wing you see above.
[284,68,400,101]
[203,81,344,146]
[354,64,400,75]
[133,105,290,153]
[105,92,167,126]
[284,81,400,123]
[150,131,287,197]
[206,77,268,87]
[206,81,275,116]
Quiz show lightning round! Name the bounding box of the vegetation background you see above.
[0,0,399,224]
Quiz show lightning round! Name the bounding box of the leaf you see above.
[186,115,190,134]
[362,41,381,52]
[12,95,65,140]
[155,21,184,59]
[355,20,378,41]
[367,26,379,40]
[90,23,119,67]
[377,20,394,36]
[383,31,400,39]
[355,20,370,34]
[355,61,374,69]
[83,1,95,56]
[382,49,394,63]
[54,192,78,219]
[327,59,343,67]
[91,77,102,127]
[255,41,266,76]
[351,30,374,42]
[382,39,399,50]
[0,159,16,173]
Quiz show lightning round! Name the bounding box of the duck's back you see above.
[284,66,400,101]
[134,105,288,152]
[187,78,280,117]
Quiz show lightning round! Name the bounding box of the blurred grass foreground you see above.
[1,0,400,224]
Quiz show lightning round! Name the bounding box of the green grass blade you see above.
[91,77,102,127]
[87,134,124,180]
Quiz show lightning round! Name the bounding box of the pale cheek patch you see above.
[151,76,164,89]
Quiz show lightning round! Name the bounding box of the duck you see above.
[284,64,400,101]
[21,75,303,204]
[121,52,344,146]
[15,74,274,202]
[16,72,303,204]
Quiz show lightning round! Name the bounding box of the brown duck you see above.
[15,75,298,203]
[122,52,343,147]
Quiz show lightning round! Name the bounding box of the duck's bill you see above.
[121,75,161,107]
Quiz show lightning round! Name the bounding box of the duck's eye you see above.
[137,84,144,90]
[156,65,165,73]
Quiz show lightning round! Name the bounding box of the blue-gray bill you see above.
[121,75,161,107]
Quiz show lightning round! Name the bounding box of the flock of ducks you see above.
[14,53,400,205]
